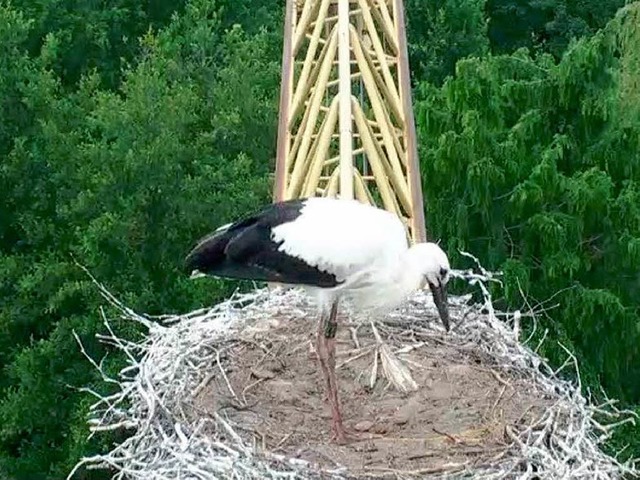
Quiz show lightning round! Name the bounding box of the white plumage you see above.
[185,196,451,444]
[269,198,450,316]
[271,197,408,278]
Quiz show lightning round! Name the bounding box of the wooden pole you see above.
[338,0,354,200]
[394,0,426,242]
[273,0,295,202]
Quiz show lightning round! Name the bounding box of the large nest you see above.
[68,259,639,479]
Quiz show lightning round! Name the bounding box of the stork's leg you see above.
[316,301,349,444]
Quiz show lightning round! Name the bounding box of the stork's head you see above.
[408,242,451,331]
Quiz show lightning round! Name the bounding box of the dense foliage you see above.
[486,0,627,57]
[1,0,638,477]
[417,4,640,401]
[0,1,279,477]
[405,0,489,85]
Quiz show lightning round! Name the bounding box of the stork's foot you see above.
[330,421,359,445]
[323,394,361,444]
[332,431,350,445]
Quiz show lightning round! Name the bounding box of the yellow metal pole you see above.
[273,0,426,242]
[338,0,354,200]
[394,0,426,242]
[273,0,295,202]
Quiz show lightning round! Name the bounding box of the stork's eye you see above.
[439,267,448,277]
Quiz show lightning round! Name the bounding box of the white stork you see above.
[184,197,451,444]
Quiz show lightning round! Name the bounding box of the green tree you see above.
[0,0,280,477]
[406,0,489,85]
[7,0,188,89]
[415,3,640,402]
[487,0,627,57]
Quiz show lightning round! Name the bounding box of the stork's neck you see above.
[398,246,428,291]
[335,245,426,314]
[351,247,425,313]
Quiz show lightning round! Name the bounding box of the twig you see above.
[489,369,512,388]
[369,346,378,389]
[241,377,266,404]
[336,346,374,369]
[432,427,462,444]
[216,348,239,403]
[488,385,508,420]
[191,372,215,398]
[349,326,361,349]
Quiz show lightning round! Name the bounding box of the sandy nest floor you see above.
[193,305,553,477]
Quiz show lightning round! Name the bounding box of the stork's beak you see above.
[428,281,450,332]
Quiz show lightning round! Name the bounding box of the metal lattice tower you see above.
[273,0,426,242]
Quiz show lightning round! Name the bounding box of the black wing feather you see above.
[184,199,341,287]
